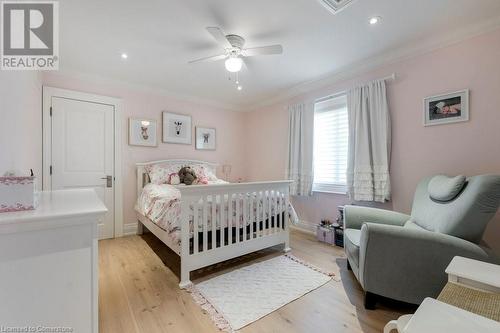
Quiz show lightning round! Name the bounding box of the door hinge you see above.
[50,106,52,116]
[49,165,53,175]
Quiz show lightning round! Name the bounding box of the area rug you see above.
[187,254,334,332]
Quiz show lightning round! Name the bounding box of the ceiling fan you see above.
[188,27,283,73]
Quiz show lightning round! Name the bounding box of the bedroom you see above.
[1,0,500,332]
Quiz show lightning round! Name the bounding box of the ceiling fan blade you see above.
[242,45,283,57]
[206,27,233,49]
[188,54,226,64]
[242,58,250,71]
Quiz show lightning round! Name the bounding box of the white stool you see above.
[383,314,412,333]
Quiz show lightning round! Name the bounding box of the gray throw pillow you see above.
[427,175,466,202]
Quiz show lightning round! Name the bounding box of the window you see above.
[313,94,348,193]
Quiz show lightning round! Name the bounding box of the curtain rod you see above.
[315,73,396,104]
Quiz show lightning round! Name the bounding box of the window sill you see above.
[312,183,347,195]
[312,189,347,195]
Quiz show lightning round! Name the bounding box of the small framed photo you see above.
[195,127,216,150]
[129,118,157,147]
[423,89,469,126]
[162,112,192,144]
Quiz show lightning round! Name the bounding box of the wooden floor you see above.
[99,229,415,333]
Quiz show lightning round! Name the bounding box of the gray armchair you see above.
[344,175,500,309]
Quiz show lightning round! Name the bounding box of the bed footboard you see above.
[178,180,292,288]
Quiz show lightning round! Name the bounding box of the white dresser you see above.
[0,189,107,333]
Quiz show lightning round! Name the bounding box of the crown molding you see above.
[43,69,244,113]
[244,15,500,112]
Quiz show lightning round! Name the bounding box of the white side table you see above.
[384,256,500,332]
[445,256,500,292]
[404,297,500,333]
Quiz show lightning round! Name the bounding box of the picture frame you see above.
[162,112,192,144]
[195,127,216,150]
[129,118,158,147]
[423,89,469,126]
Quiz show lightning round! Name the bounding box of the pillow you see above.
[167,172,180,185]
[145,164,180,184]
[190,165,218,181]
[428,175,466,202]
[204,168,218,181]
[193,176,209,185]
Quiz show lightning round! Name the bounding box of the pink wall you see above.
[0,71,42,188]
[16,28,497,252]
[244,29,500,251]
[42,73,247,229]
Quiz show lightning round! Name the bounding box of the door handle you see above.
[101,175,113,188]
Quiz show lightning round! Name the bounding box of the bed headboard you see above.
[136,159,219,196]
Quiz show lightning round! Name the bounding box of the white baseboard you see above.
[290,220,316,235]
[123,222,138,236]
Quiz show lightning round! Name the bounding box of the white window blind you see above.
[313,94,348,193]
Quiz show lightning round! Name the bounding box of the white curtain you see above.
[286,102,314,196]
[346,79,391,202]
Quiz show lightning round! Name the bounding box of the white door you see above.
[50,96,115,239]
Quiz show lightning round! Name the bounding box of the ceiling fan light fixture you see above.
[225,57,243,72]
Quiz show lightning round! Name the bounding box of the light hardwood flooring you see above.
[99,229,415,333]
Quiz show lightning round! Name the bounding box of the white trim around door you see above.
[42,86,124,238]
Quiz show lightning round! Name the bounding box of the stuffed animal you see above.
[194,176,209,185]
[178,166,197,185]
[167,172,180,185]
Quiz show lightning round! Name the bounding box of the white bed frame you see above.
[136,159,292,288]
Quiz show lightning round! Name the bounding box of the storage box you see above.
[0,176,37,213]
[316,225,335,245]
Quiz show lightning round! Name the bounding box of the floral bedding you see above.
[135,182,298,245]
[145,163,217,185]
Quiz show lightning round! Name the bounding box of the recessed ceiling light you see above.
[121,53,128,59]
[237,85,242,91]
[369,16,381,25]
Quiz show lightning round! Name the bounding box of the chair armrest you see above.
[359,223,491,304]
[344,205,410,230]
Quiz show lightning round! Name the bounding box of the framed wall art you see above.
[162,112,192,144]
[129,118,158,147]
[423,89,469,126]
[195,127,216,150]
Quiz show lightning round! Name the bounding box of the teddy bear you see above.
[178,166,197,185]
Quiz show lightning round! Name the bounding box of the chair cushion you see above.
[344,229,361,269]
[427,175,466,202]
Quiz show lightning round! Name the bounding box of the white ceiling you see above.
[59,0,500,110]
